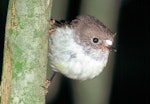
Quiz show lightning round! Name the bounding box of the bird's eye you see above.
[92,37,99,43]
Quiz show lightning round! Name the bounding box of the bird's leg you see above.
[42,72,57,94]
[48,19,64,33]
[44,80,51,94]
[48,18,70,32]
[48,19,55,34]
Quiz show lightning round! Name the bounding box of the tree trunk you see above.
[1,0,53,103]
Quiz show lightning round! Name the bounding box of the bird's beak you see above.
[100,45,117,52]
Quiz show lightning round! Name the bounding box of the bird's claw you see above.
[41,80,51,94]
[48,19,55,34]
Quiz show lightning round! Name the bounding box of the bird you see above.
[48,15,116,81]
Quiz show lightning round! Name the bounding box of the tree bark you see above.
[1,0,53,103]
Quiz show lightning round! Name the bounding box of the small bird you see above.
[48,15,116,81]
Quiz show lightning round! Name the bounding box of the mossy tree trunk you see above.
[1,0,53,103]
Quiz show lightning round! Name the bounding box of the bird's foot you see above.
[41,80,51,94]
[48,19,55,34]
[41,72,57,94]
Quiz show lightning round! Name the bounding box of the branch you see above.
[1,0,53,103]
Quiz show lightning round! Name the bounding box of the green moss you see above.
[12,71,18,80]
[12,61,24,80]
[9,29,14,35]
[15,62,23,71]
[34,30,44,38]
[9,29,19,37]
[11,42,23,58]
[16,16,24,29]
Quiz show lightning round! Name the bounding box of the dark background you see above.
[0,0,149,104]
